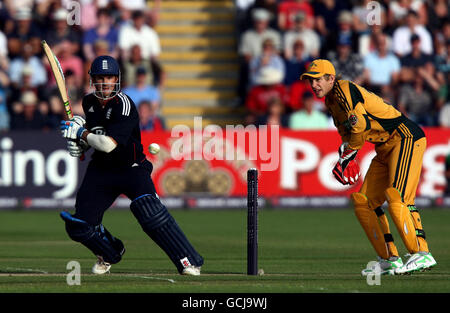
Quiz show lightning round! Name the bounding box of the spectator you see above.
[256,96,290,127]
[283,12,320,60]
[9,91,46,130]
[425,0,449,36]
[8,65,40,104]
[238,8,281,61]
[289,91,329,130]
[331,10,360,54]
[83,8,119,62]
[123,66,161,108]
[6,7,42,58]
[238,8,281,100]
[327,36,365,85]
[44,8,82,57]
[363,33,401,93]
[9,43,47,88]
[283,39,310,86]
[116,0,149,24]
[245,67,288,123]
[392,9,433,57]
[138,100,166,131]
[45,92,67,130]
[243,0,279,31]
[118,10,161,61]
[397,71,436,126]
[401,34,433,67]
[388,0,427,28]
[278,0,315,31]
[249,38,285,87]
[122,44,154,87]
[78,0,99,31]
[54,40,84,87]
[313,0,351,52]
[358,24,392,58]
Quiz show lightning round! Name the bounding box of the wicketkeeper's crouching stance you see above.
[59,56,203,275]
[301,59,436,276]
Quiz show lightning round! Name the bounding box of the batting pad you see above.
[130,194,204,273]
[60,211,125,264]
[351,193,390,259]
[385,188,419,254]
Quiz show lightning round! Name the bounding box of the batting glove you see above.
[60,120,87,141]
[71,115,86,127]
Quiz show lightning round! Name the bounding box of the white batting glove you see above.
[60,120,87,140]
[67,137,90,157]
[67,140,83,157]
[72,115,86,127]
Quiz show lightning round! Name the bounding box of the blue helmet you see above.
[89,55,121,100]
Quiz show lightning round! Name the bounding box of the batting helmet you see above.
[89,55,121,100]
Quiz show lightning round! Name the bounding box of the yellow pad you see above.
[409,209,429,252]
[385,187,419,254]
[377,213,399,257]
[351,193,389,259]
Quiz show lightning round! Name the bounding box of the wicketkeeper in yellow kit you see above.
[301,59,437,275]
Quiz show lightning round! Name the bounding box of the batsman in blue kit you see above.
[60,55,203,275]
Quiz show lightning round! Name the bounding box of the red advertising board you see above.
[141,128,450,198]
[1,129,448,209]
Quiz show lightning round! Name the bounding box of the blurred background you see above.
[0,0,449,210]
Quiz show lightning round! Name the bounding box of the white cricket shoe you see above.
[92,257,111,274]
[361,256,403,276]
[394,252,436,275]
[182,265,201,276]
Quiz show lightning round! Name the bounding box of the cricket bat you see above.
[41,40,73,120]
[42,40,84,160]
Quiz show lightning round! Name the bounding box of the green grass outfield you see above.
[0,208,449,293]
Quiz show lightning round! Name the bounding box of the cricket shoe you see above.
[394,252,436,275]
[361,256,403,276]
[92,256,111,274]
[182,266,201,276]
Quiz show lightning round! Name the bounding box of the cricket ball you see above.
[148,143,160,155]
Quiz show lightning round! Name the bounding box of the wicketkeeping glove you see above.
[332,142,361,185]
[338,142,357,169]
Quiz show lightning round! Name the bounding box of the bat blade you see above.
[41,40,73,120]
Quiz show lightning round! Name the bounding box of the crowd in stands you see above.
[0,0,166,133]
[0,0,449,133]
[237,0,450,130]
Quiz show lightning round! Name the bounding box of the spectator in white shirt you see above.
[238,8,281,62]
[118,10,161,61]
[392,9,433,57]
[283,12,320,60]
